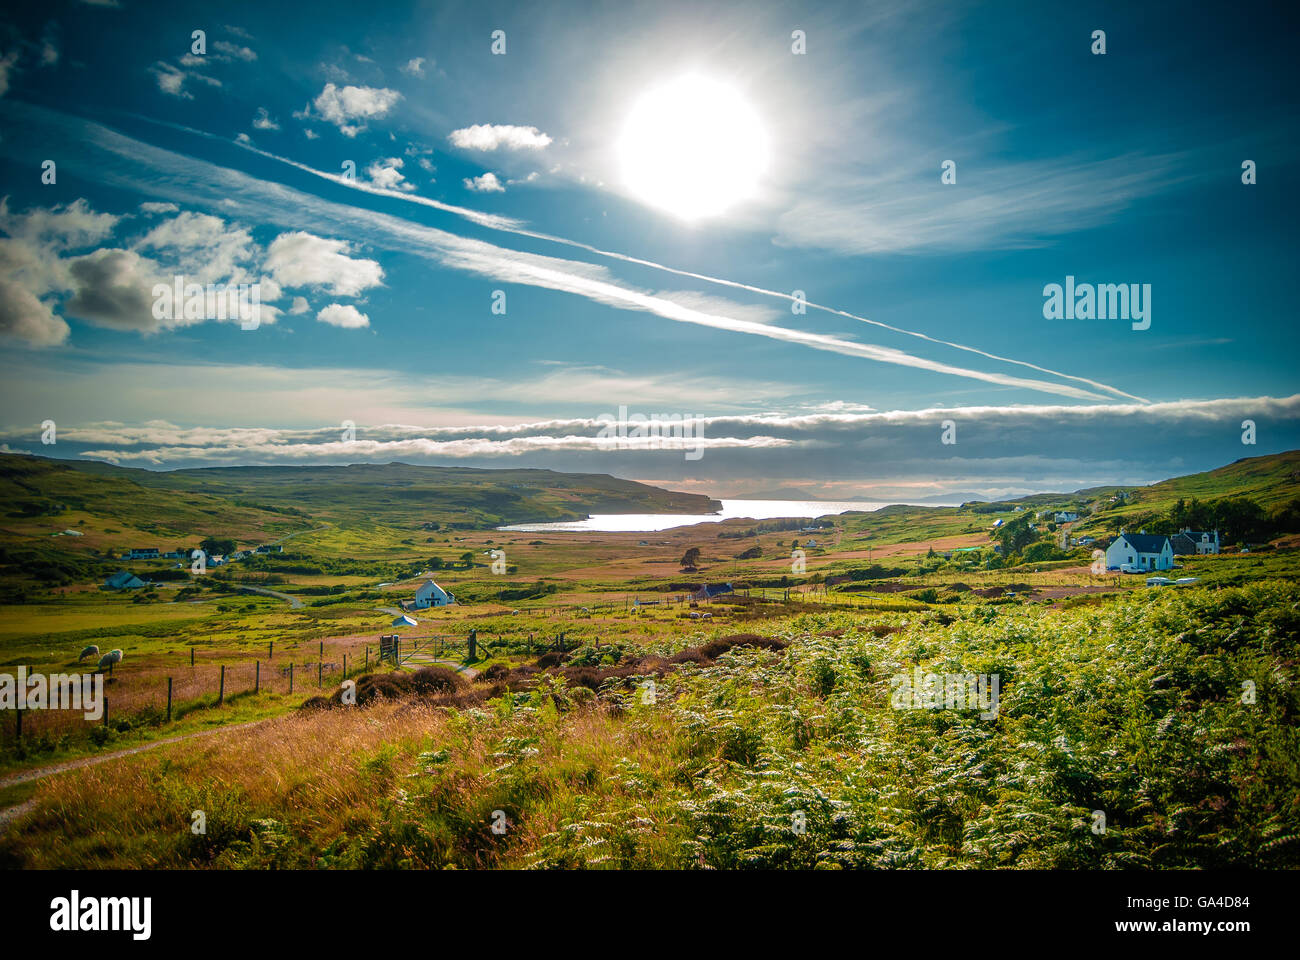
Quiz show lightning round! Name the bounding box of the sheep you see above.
[97,649,123,672]
[78,644,100,662]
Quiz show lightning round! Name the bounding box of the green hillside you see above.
[56,459,720,526]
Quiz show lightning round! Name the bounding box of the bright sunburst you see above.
[617,74,769,221]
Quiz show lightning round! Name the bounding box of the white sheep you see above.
[97,648,123,671]
[78,644,100,662]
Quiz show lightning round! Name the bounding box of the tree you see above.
[994,513,1037,556]
[459,551,476,569]
[680,547,701,570]
[199,537,236,557]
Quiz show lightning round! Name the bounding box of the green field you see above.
[0,450,1297,868]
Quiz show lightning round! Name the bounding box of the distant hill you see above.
[2,455,721,534]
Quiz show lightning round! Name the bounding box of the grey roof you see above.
[1116,533,1171,554]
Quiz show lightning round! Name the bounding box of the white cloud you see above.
[463,172,504,193]
[316,303,370,328]
[252,107,279,131]
[148,62,191,99]
[213,41,257,61]
[447,124,552,152]
[400,57,425,77]
[303,83,401,137]
[149,61,220,99]
[139,201,180,215]
[0,277,69,346]
[135,211,257,284]
[264,231,383,296]
[289,296,309,314]
[365,157,413,192]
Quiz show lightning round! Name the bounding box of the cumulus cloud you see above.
[0,198,122,346]
[135,211,257,284]
[289,296,309,314]
[0,277,69,346]
[400,57,425,77]
[463,172,504,193]
[447,124,552,152]
[365,157,414,192]
[315,303,370,328]
[264,231,383,296]
[0,199,293,342]
[301,83,401,137]
[252,107,279,131]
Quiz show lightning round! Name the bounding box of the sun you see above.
[617,74,769,221]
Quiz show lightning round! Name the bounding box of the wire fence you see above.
[1,642,369,746]
[2,588,905,746]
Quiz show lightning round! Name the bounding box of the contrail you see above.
[8,102,1133,402]
[213,128,1147,404]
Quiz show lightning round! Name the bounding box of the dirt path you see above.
[237,585,304,608]
[0,718,274,793]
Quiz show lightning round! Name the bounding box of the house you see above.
[103,570,145,590]
[209,555,225,566]
[254,544,284,554]
[1105,531,1174,572]
[126,548,159,559]
[1054,512,1079,524]
[413,579,456,609]
[693,582,734,601]
[1170,529,1219,556]
[229,551,247,561]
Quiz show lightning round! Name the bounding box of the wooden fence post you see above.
[318,661,323,688]
[289,662,294,694]
[255,660,260,694]
[342,653,347,680]
[319,641,324,660]
[14,707,20,741]
[365,647,369,671]
[191,647,195,667]
[166,677,173,722]
[218,665,225,705]
[103,696,109,727]
[268,641,273,661]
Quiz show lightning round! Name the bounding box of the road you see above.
[237,585,304,608]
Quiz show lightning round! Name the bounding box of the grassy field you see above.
[1,450,1297,868]
[3,576,1296,869]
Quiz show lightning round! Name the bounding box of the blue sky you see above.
[0,0,1297,500]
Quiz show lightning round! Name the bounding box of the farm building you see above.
[125,547,159,559]
[103,570,145,590]
[1170,529,1219,556]
[1105,532,1174,572]
[413,579,456,609]
[1054,512,1080,523]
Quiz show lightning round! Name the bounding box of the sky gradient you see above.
[0,0,1297,500]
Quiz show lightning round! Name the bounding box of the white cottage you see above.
[413,579,456,609]
[1104,532,1174,572]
